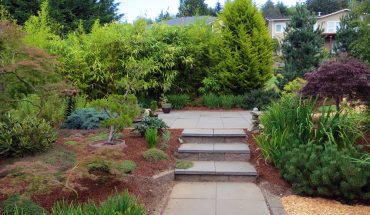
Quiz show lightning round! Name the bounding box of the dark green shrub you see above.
[145,128,159,148]
[2,195,46,215]
[62,108,109,130]
[133,116,168,136]
[276,141,370,201]
[242,89,280,110]
[116,160,136,174]
[0,115,56,157]
[167,94,190,109]
[202,94,220,109]
[52,192,144,215]
[143,148,168,163]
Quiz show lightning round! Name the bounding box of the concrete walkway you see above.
[158,111,252,129]
[163,182,270,215]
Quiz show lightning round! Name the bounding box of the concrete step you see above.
[175,161,257,182]
[181,129,247,143]
[176,143,250,161]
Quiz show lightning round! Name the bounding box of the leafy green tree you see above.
[335,12,361,53]
[306,0,348,15]
[281,5,324,82]
[1,0,42,25]
[178,0,210,17]
[208,0,273,94]
[350,1,370,64]
[92,94,140,144]
[276,1,290,17]
[262,0,283,19]
[156,9,172,22]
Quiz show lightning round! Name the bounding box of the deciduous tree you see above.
[301,54,370,109]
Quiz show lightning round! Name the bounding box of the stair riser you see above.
[176,152,250,162]
[175,174,256,182]
[181,137,246,143]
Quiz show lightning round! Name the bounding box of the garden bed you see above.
[0,129,182,214]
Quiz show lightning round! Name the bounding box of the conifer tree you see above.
[178,0,209,17]
[210,0,273,94]
[281,5,324,82]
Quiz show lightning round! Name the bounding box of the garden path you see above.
[161,110,272,215]
[158,111,253,129]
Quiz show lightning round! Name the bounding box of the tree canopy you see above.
[281,5,324,82]
[262,0,290,19]
[301,54,370,109]
[305,0,348,15]
[207,0,273,94]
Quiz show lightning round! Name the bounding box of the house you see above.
[266,9,350,52]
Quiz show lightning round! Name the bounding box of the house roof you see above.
[266,9,350,22]
[161,16,216,26]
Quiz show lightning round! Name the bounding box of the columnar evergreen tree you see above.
[281,5,324,82]
[306,0,348,15]
[178,0,210,17]
[209,0,273,94]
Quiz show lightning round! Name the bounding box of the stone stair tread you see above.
[178,143,250,154]
[182,129,246,137]
[175,161,257,176]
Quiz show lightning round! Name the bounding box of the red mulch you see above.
[246,131,291,189]
[0,129,182,214]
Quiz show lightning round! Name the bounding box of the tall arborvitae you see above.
[281,5,324,82]
[211,0,273,94]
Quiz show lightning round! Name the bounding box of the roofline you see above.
[266,9,350,22]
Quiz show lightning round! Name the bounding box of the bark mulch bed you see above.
[246,131,291,196]
[0,129,183,214]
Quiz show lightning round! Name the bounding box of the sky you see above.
[118,0,302,23]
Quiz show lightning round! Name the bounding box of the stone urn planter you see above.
[162,103,172,114]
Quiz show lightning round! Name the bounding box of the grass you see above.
[318,105,337,112]
[64,140,77,146]
[176,160,193,169]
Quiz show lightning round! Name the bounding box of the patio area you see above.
[158,111,253,129]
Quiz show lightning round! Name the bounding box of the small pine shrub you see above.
[52,192,144,215]
[145,128,159,148]
[242,89,280,110]
[167,94,190,109]
[143,148,168,163]
[202,94,220,109]
[2,195,46,215]
[62,108,109,130]
[116,160,136,174]
[0,115,56,157]
[276,141,370,201]
[133,116,169,136]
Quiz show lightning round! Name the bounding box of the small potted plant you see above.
[161,95,172,114]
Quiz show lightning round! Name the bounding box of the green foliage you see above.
[242,89,280,110]
[202,94,220,109]
[178,0,211,17]
[145,128,159,148]
[306,0,348,15]
[160,130,172,150]
[167,94,190,109]
[209,0,273,94]
[8,94,65,127]
[276,141,370,201]
[62,108,109,130]
[283,78,307,95]
[281,5,324,82]
[256,95,369,201]
[116,160,136,174]
[2,194,46,215]
[0,114,56,157]
[176,160,193,169]
[92,94,140,143]
[220,95,235,109]
[143,148,168,163]
[133,116,169,136]
[52,192,145,215]
[1,0,42,25]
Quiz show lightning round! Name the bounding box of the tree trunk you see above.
[108,125,115,144]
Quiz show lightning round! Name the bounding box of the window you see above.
[275,23,286,33]
[326,21,340,33]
